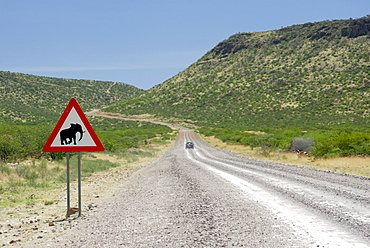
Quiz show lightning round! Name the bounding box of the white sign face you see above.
[49,107,98,147]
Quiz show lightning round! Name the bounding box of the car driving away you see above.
[185,142,194,149]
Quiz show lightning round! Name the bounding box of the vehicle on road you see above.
[185,142,194,149]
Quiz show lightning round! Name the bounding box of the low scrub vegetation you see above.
[92,116,172,153]
[0,116,173,163]
[198,127,370,159]
[0,117,174,206]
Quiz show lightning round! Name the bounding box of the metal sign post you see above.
[66,152,71,217]
[65,152,82,218]
[78,152,82,217]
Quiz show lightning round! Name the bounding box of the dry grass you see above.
[0,135,177,208]
[201,135,370,178]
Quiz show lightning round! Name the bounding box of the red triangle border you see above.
[42,98,105,152]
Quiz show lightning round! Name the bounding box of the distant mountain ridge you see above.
[0,71,143,124]
[105,16,370,130]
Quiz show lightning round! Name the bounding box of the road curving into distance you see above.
[24,126,370,247]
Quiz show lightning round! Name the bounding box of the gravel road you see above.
[22,129,370,247]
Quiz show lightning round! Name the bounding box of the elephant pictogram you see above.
[60,123,85,145]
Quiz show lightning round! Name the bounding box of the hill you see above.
[105,17,370,130]
[0,71,144,124]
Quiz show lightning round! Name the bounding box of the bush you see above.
[312,131,370,158]
[0,125,51,162]
[15,166,39,180]
[0,165,11,174]
[289,137,314,152]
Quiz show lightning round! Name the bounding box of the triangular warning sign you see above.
[43,98,104,152]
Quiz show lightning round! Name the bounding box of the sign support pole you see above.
[66,152,71,218]
[78,152,82,217]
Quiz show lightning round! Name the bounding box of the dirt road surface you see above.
[21,129,370,248]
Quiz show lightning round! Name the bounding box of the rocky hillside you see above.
[105,17,370,130]
[0,71,144,124]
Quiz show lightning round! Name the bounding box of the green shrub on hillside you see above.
[105,17,370,132]
[0,71,144,125]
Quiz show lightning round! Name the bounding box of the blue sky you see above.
[1,0,368,89]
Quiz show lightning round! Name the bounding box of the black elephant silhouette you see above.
[60,123,85,145]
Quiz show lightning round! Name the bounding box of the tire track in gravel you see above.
[183,130,370,247]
